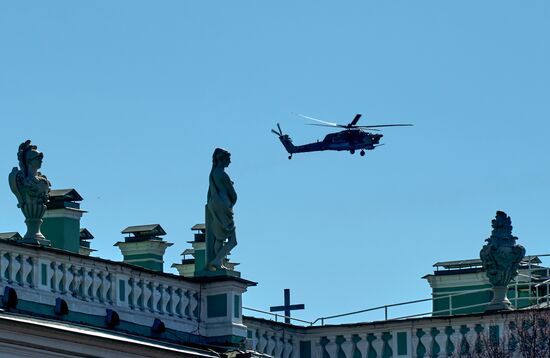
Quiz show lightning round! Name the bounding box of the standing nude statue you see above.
[205,148,237,271]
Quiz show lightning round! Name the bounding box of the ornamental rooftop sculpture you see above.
[480,210,526,311]
[205,148,238,273]
[8,140,51,246]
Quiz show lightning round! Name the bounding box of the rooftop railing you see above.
[243,253,550,326]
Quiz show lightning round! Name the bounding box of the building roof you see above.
[0,232,22,241]
[191,224,206,231]
[79,228,94,241]
[122,224,166,236]
[0,310,219,358]
[434,255,543,270]
[49,188,83,202]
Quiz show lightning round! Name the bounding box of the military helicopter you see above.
[272,114,412,159]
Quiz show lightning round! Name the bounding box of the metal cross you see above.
[269,288,305,324]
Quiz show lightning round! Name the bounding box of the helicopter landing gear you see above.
[360,150,365,156]
[350,149,355,155]
[288,154,292,160]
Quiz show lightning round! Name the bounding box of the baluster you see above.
[173,288,183,317]
[45,262,54,291]
[273,332,284,358]
[128,277,141,309]
[356,334,368,358]
[282,337,293,358]
[257,330,268,354]
[246,327,258,351]
[82,267,92,300]
[71,266,82,297]
[413,328,429,358]
[91,270,101,301]
[161,284,170,314]
[103,273,112,303]
[21,255,33,287]
[324,336,338,358]
[444,326,457,357]
[340,335,354,358]
[61,264,72,294]
[127,278,135,308]
[168,287,179,316]
[151,282,161,313]
[9,253,21,284]
[312,337,324,358]
[189,291,198,318]
[381,332,393,358]
[459,324,473,356]
[142,280,152,311]
[264,333,275,356]
[371,333,384,358]
[0,252,9,281]
[136,279,145,310]
[180,289,190,318]
[97,272,105,302]
[52,263,62,292]
[473,324,485,355]
[432,327,445,358]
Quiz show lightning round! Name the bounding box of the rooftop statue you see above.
[8,140,51,245]
[480,211,525,311]
[205,148,237,272]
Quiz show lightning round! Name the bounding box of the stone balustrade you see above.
[243,309,533,358]
[0,240,249,343]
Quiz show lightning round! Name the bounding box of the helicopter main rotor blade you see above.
[306,123,347,128]
[350,114,362,126]
[271,129,281,136]
[360,128,380,132]
[277,123,282,134]
[355,124,413,128]
[296,113,340,127]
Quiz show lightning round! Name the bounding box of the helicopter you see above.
[272,114,412,159]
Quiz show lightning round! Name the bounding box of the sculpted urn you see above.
[480,211,525,311]
[8,140,51,245]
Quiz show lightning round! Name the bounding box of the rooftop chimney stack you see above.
[42,189,86,253]
[79,228,96,256]
[115,224,173,272]
[172,224,238,277]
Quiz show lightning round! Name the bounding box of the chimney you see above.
[115,224,173,272]
[79,228,96,256]
[172,224,239,277]
[42,189,85,253]
[172,224,206,277]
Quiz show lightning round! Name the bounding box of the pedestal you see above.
[485,286,513,312]
[197,274,256,346]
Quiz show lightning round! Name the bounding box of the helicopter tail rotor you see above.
[271,123,296,156]
[271,123,284,137]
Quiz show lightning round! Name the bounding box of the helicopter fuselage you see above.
[272,114,411,159]
[278,129,383,158]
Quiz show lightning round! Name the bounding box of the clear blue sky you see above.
[1,1,549,324]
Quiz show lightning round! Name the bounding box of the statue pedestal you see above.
[485,286,513,312]
[21,218,50,246]
[20,236,51,246]
[193,272,255,346]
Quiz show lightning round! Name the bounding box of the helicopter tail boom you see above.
[272,124,297,155]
